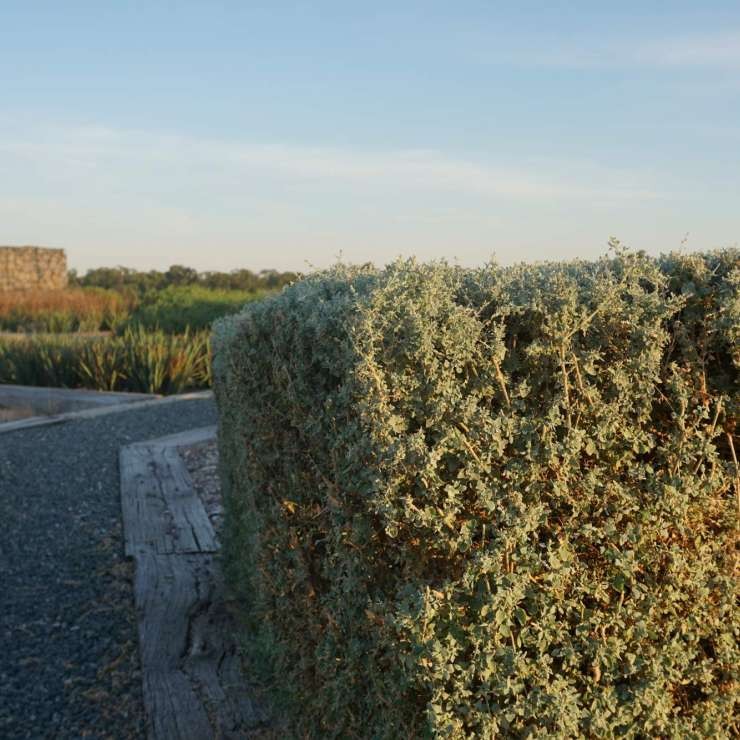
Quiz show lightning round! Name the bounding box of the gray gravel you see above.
[0,398,218,739]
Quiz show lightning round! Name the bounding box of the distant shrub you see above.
[71,263,298,294]
[0,327,211,394]
[0,288,134,333]
[125,285,265,333]
[213,248,738,738]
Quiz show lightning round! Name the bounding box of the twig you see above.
[726,432,740,519]
[492,359,511,408]
[457,427,482,464]
[693,398,724,476]
[571,352,593,409]
[565,304,603,341]
[560,346,572,429]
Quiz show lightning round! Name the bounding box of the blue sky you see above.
[1,1,738,272]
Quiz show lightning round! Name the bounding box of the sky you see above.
[1,1,738,273]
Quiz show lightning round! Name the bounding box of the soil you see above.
[0,404,37,422]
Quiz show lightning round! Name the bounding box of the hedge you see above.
[212,247,738,738]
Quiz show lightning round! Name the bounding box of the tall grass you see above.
[0,327,211,394]
[125,285,264,332]
[0,288,135,333]
[0,285,265,334]
[0,282,257,393]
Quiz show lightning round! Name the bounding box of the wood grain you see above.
[120,428,267,739]
[120,443,218,557]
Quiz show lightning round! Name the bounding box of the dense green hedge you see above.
[213,248,738,738]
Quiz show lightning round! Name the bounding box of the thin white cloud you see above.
[636,32,740,68]
[0,123,660,202]
[470,31,740,70]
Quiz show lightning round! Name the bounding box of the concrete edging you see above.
[0,390,214,435]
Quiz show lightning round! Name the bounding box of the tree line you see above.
[68,264,299,294]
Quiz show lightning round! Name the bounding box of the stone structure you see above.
[0,246,68,291]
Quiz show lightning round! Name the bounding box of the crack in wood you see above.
[120,430,268,739]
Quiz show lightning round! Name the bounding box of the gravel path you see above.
[0,398,218,739]
[180,440,222,537]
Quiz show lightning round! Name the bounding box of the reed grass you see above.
[0,288,135,333]
[0,327,211,394]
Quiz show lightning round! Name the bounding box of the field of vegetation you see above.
[0,264,296,393]
[0,288,133,333]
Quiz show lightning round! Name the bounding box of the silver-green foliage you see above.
[213,248,739,738]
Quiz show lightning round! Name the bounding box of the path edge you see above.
[0,390,213,435]
[120,425,268,739]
